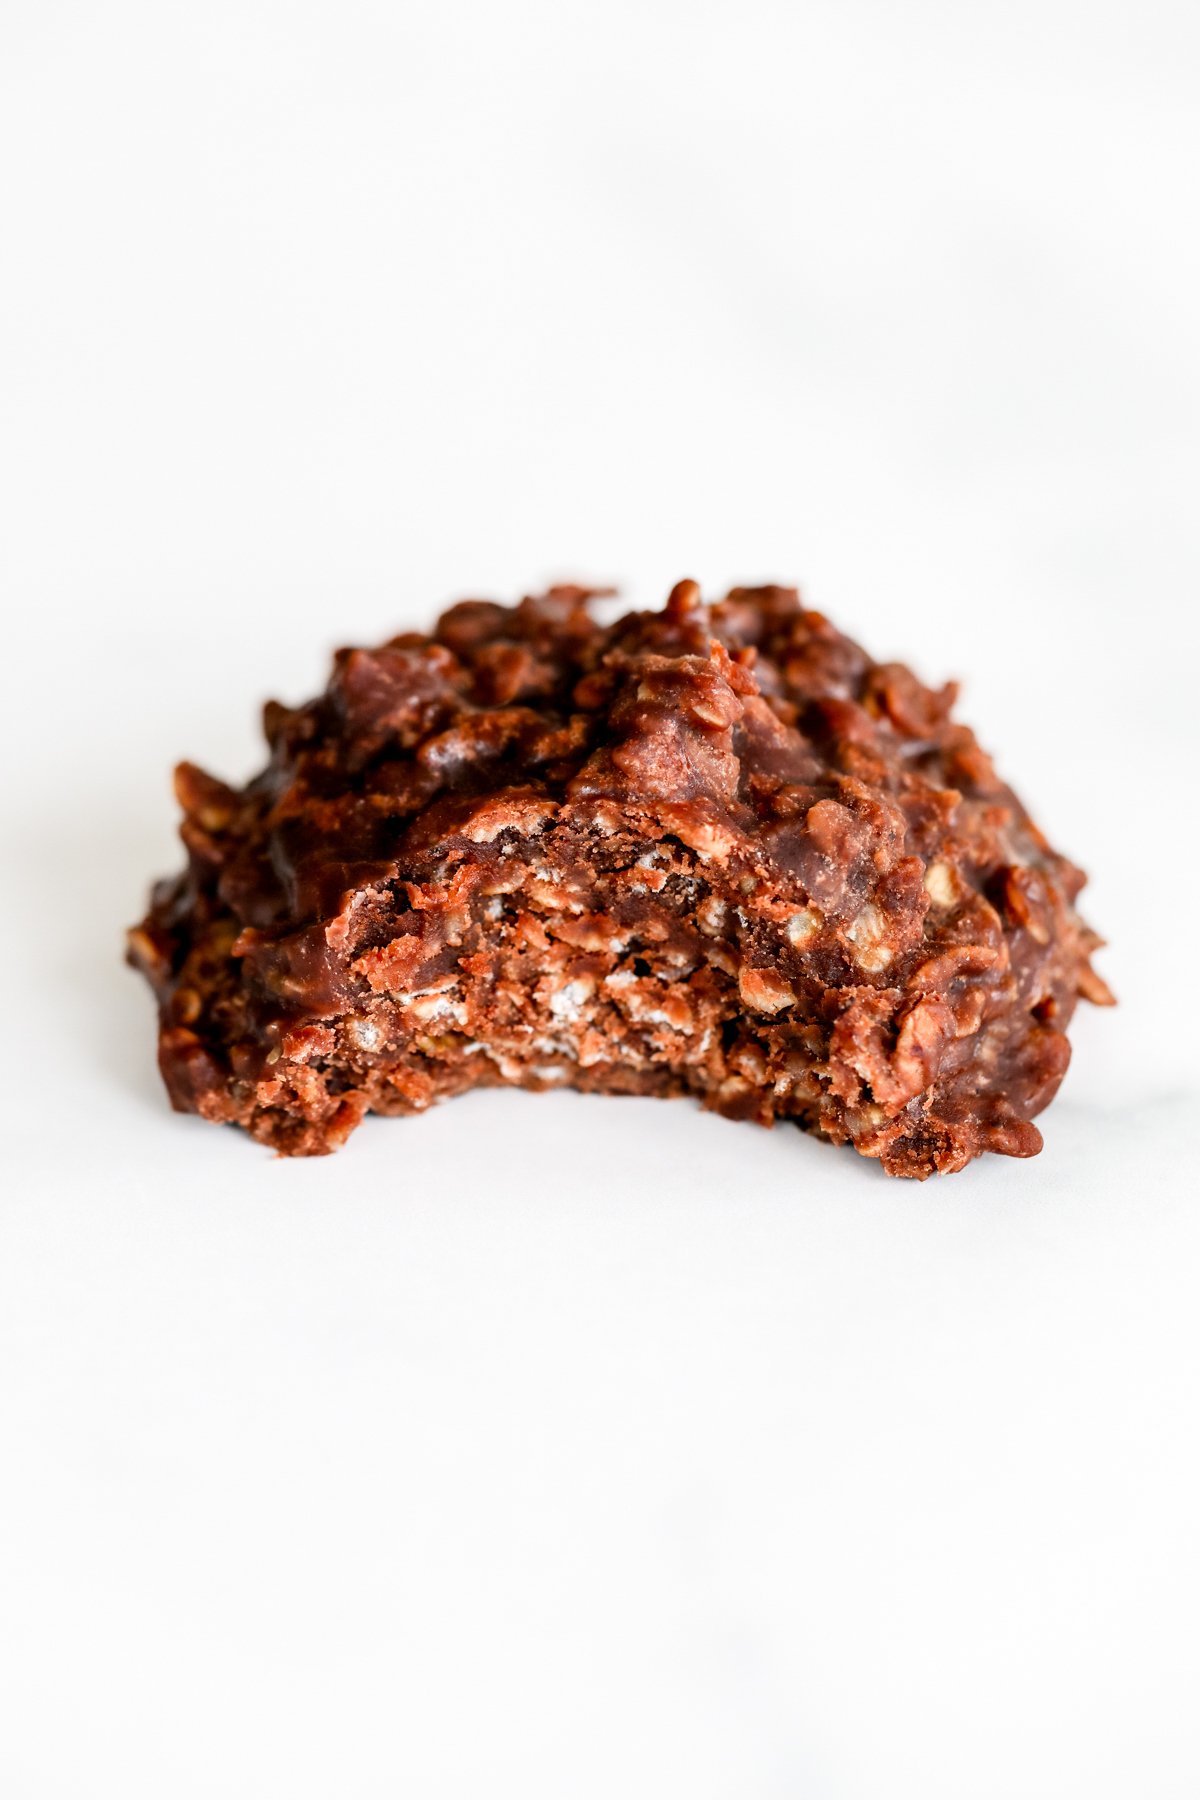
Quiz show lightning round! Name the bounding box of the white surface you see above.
[2,3,1199,1795]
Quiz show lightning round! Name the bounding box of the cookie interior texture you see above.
[127,579,1112,1176]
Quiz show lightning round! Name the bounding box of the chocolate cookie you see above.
[128,579,1112,1175]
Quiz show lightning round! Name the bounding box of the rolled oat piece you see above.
[127,579,1112,1176]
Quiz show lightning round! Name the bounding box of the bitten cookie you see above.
[128,579,1112,1175]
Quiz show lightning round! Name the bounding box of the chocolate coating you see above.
[127,579,1112,1175]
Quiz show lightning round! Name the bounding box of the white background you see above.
[2,3,1199,1795]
